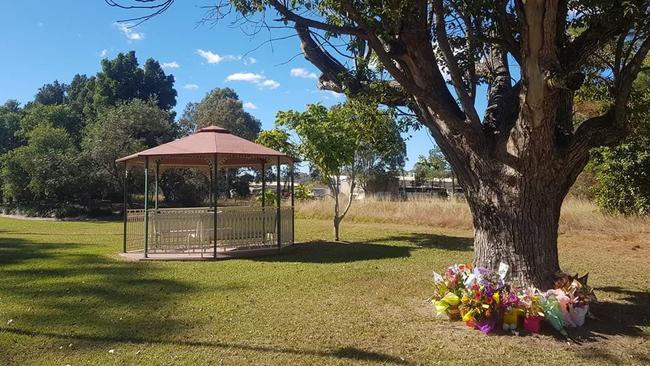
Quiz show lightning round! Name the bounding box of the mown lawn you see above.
[0,216,648,365]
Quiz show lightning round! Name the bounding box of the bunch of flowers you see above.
[459,274,501,333]
[546,275,596,328]
[431,264,473,320]
[517,288,545,332]
[431,264,596,337]
[501,288,522,331]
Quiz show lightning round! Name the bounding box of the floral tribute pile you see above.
[431,263,596,336]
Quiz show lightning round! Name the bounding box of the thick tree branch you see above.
[566,36,650,173]
[560,6,635,73]
[268,0,364,36]
[294,25,410,107]
[494,0,522,65]
[432,0,481,127]
[483,45,514,132]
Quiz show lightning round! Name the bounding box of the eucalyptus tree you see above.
[108,0,650,288]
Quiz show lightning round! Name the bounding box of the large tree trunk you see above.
[467,185,564,289]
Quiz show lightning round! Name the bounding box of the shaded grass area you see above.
[0,217,648,365]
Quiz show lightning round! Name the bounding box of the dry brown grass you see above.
[296,197,650,239]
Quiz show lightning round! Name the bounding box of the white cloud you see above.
[243,102,258,110]
[226,72,264,82]
[196,49,242,64]
[115,23,144,41]
[260,79,280,89]
[197,49,225,64]
[99,49,108,58]
[161,61,180,69]
[183,84,199,90]
[196,50,260,66]
[290,68,318,79]
[225,72,280,90]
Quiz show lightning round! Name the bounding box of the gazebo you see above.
[117,125,295,260]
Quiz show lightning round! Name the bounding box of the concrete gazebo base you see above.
[119,244,297,261]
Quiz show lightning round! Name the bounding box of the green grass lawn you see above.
[0,216,648,365]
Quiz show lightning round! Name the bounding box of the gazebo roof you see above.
[116,125,293,168]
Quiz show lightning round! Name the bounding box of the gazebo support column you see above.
[154,160,160,211]
[259,163,264,244]
[276,157,281,249]
[213,155,218,259]
[290,163,295,245]
[144,157,149,258]
[208,166,213,208]
[122,163,128,253]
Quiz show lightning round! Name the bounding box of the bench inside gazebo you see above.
[117,125,295,260]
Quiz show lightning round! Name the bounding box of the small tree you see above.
[274,100,405,240]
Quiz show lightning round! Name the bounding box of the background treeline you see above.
[0,51,648,217]
[0,51,264,217]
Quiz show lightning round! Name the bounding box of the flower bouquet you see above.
[552,273,596,327]
[459,276,501,334]
[431,264,472,321]
[517,288,545,333]
[501,289,522,331]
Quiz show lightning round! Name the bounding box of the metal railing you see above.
[125,206,293,254]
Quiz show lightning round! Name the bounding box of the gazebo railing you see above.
[125,206,293,254]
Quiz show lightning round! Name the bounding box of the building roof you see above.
[116,125,293,168]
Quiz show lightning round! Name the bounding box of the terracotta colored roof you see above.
[116,125,293,168]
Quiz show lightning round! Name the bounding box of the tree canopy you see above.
[94,51,177,111]
[0,51,178,212]
[179,87,261,140]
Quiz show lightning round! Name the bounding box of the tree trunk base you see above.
[469,193,562,289]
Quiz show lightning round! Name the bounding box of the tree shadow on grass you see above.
[370,232,473,252]
[261,241,414,263]
[570,286,649,339]
[259,232,472,264]
[0,237,79,266]
[0,327,410,364]
[1,235,411,364]
[0,236,200,353]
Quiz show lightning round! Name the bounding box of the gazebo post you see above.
[122,163,128,253]
[276,156,281,249]
[144,156,149,258]
[261,162,266,244]
[290,162,295,245]
[208,165,213,208]
[213,155,218,259]
[154,160,160,211]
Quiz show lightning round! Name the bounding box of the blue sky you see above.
[0,1,483,169]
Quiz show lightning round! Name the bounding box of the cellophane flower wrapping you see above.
[540,293,568,337]
[431,264,472,317]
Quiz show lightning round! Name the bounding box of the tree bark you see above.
[467,185,563,289]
